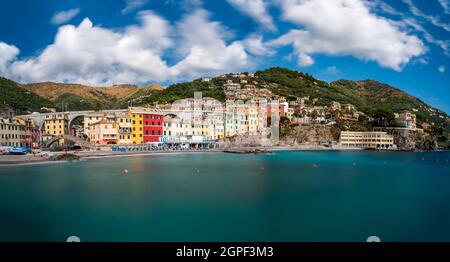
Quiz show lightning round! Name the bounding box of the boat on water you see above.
[7,147,30,155]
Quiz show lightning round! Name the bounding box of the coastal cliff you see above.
[280,125,340,146]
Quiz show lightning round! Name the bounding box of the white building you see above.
[339,131,395,149]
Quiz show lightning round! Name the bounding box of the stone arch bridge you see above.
[17,109,128,130]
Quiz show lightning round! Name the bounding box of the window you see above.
[152,130,155,135]
[145,121,148,125]
[158,130,161,135]
[145,130,149,135]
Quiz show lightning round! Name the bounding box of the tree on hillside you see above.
[371,108,395,127]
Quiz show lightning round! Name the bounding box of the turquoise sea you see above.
[0,151,449,242]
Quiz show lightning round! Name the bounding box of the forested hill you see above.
[138,67,448,130]
[0,77,54,116]
[1,67,448,132]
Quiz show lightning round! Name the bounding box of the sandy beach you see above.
[0,149,221,165]
[0,145,368,166]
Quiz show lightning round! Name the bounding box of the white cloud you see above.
[438,0,450,14]
[438,65,446,73]
[226,0,276,31]
[367,1,449,57]
[7,13,173,85]
[171,9,250,79]
[0,42,19,75]
[122,0,149,14]
[367,0,402,16]
[2,9,252,85]
[50,8,80,25]
[243,35,275,56]
[402,18,450,55]
[402,0,450,32]
[271,0,425,70]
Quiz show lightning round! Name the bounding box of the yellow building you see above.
[129,107,144,144]
[43,113,68,136]
[211,114,225,140]
[83,113,104,138]
[117,113,132,145]
[40,113,69,145]
[247,104,259,136]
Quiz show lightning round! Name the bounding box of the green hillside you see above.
[54,93,105,111]
[254,68,448,128]
[0,77,54,115]
[140,78,226,105]
[1,67,448,135]
[136,67,448,131]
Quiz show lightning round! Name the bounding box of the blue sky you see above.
[0,0,449,113]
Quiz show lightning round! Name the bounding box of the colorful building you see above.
[143,111,163,143]
[117,113,132,145]
[247,104,259,136]
[43,113,68,136]
[129,108,144,144]
[88,118,118,145]
[13,117,35,147]
[0,117,35,147]
[83,113,104,138]
[129,107,163,144]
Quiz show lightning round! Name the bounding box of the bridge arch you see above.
[44,134,95,149]
[67,114,86,138]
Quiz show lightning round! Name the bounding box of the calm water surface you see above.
[0,151,449,242]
